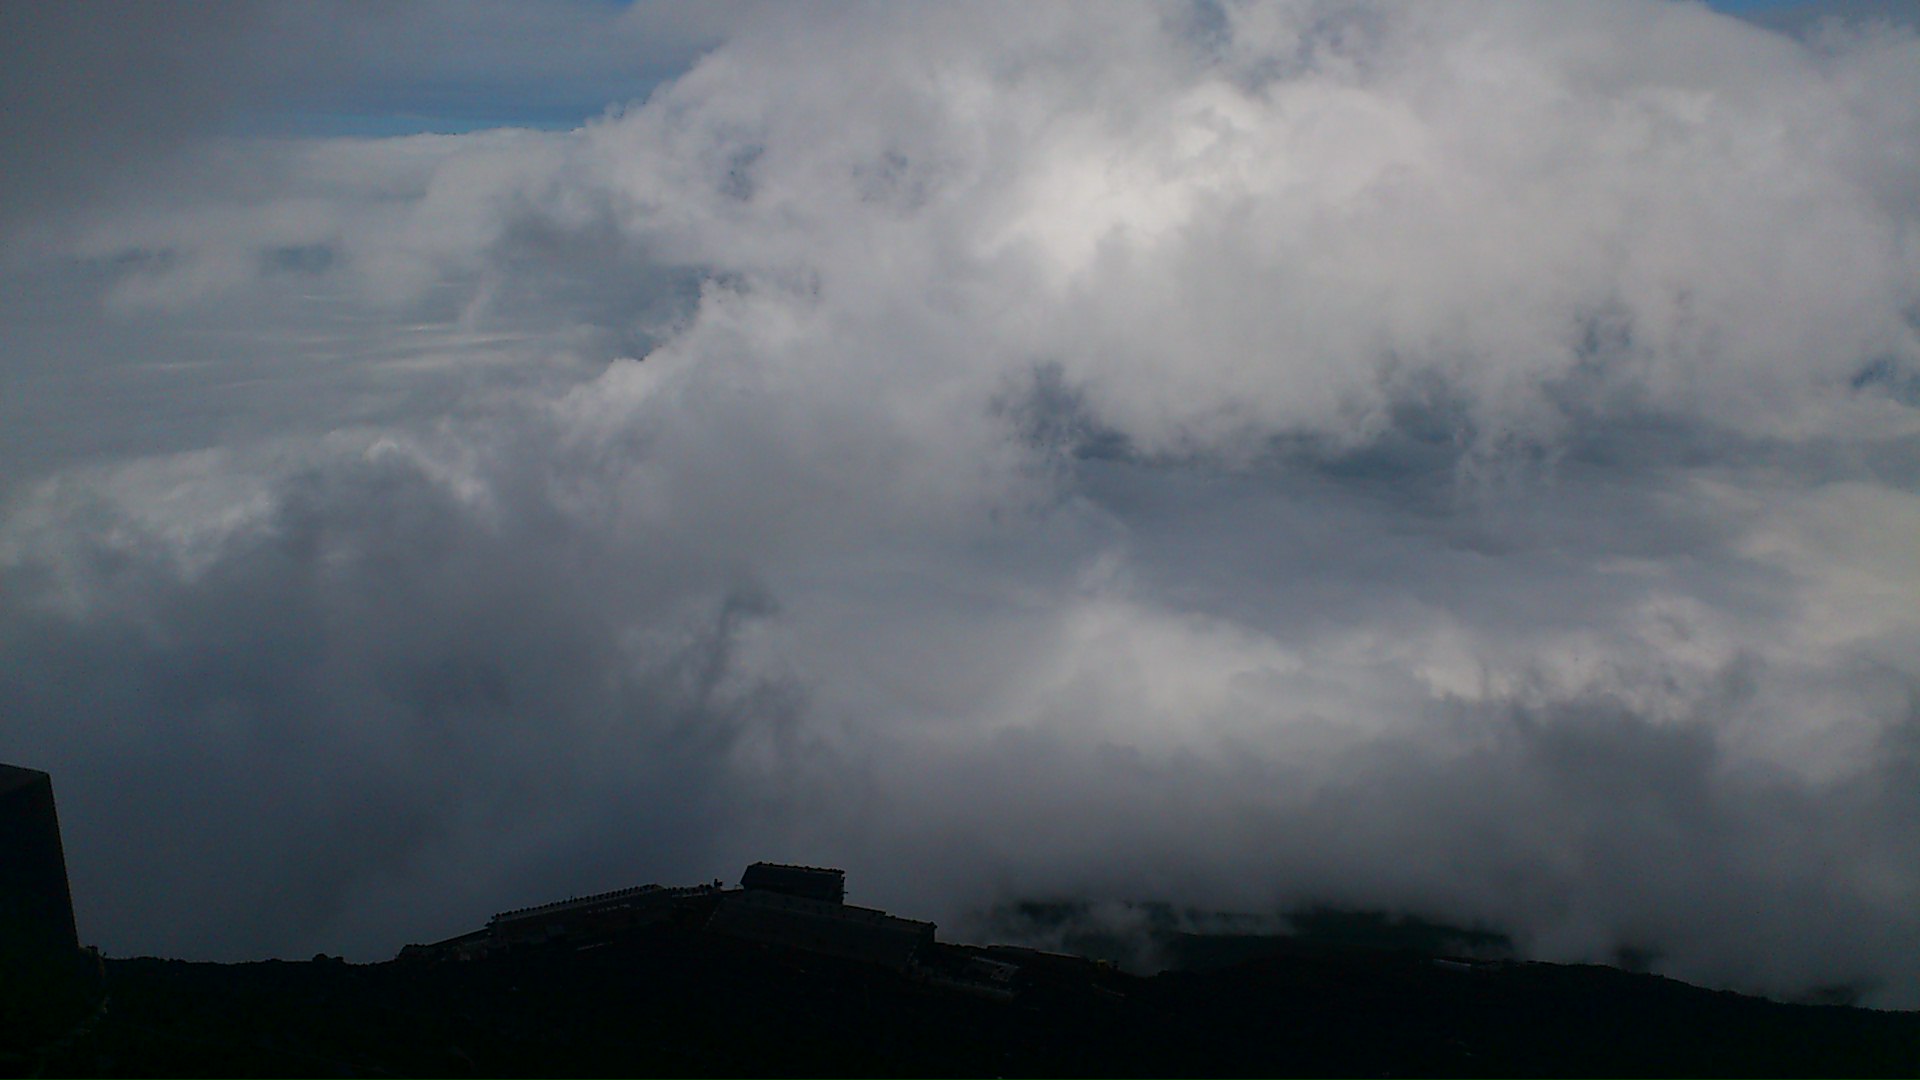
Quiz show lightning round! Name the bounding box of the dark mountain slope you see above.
[20,912,1918,1078]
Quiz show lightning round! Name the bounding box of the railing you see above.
[490,884,667,925]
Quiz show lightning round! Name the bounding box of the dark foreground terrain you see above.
[7,898,1917,1078]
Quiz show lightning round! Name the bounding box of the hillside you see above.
[15,892,1919,1078]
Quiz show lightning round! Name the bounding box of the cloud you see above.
[2,1,1918,1006]
[0,2,278,248]
[0,1,735,251]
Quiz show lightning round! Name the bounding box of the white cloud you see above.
[2,1,1919,1006]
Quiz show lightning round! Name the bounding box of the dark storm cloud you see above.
[3,1,1919,1008]
[0,2,272,242]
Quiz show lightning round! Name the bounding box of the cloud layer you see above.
[3,2,1919,1005]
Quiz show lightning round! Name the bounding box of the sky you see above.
[2,1,1918,1007]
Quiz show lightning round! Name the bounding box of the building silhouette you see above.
[738,862,846,904]
[401,863,939,974]
[0,763,80,958]
[706,862,934,971]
